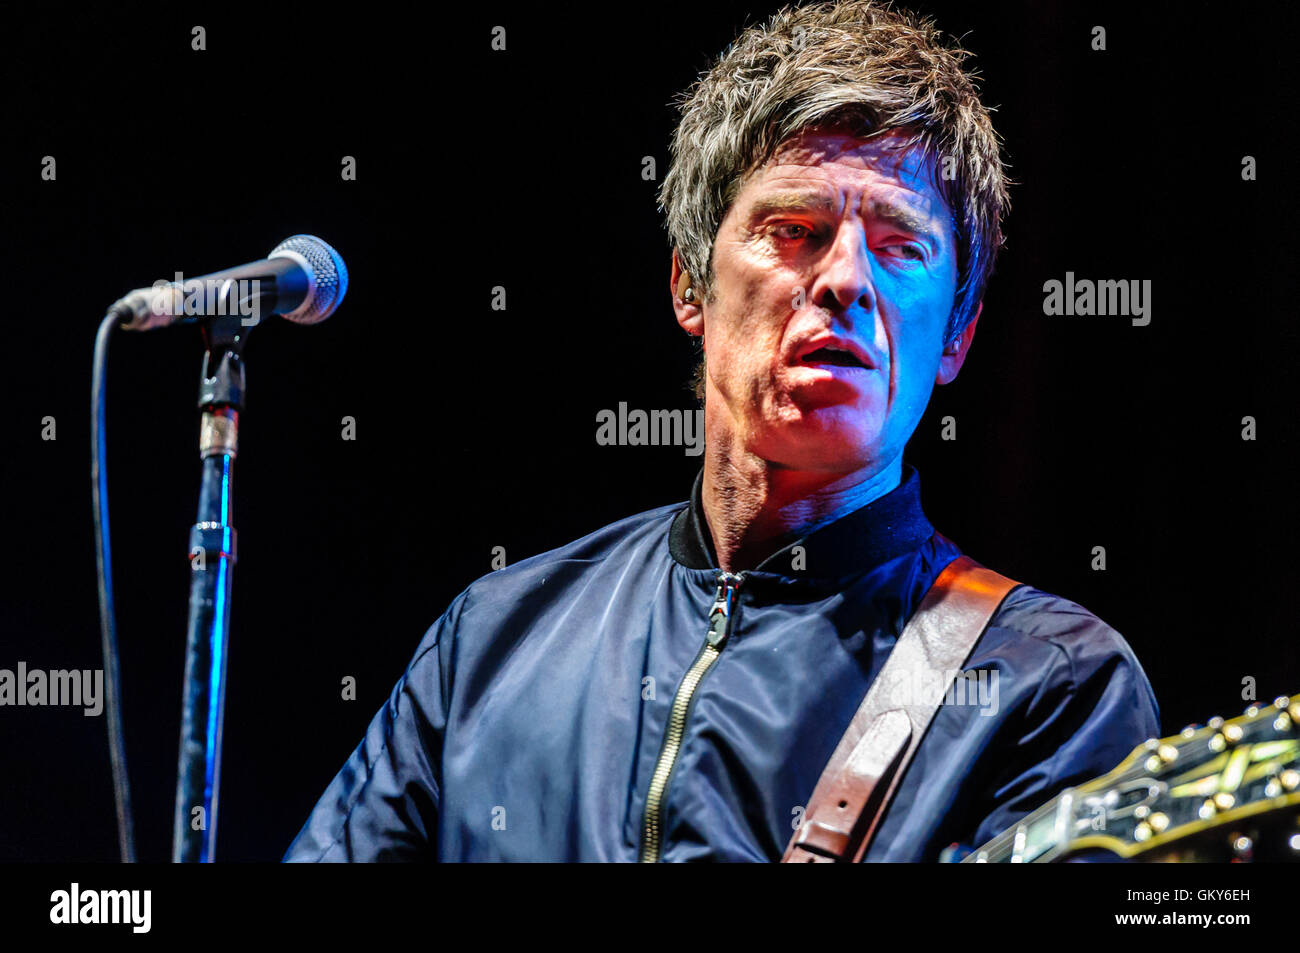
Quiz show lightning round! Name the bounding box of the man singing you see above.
[285,0,1159,862]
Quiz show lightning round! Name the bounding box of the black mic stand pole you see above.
[172,308,255,862]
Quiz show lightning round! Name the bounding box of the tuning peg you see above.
[1145,744,1179,772]
[1231,834,1253,861]
[1180,724,1200,738]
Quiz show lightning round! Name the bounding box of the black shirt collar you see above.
[669,464,934,577]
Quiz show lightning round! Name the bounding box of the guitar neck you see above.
[961,694,1300,863]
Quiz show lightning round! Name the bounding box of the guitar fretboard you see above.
[963,792,1067,863]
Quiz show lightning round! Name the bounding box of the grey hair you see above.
[660,0,1010,386]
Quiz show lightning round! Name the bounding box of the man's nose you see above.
[811,223,876,315]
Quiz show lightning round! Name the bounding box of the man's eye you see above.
[772,223,813,241]
[881,243,926,262]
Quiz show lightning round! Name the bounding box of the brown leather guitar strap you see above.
[781,555,1020,863]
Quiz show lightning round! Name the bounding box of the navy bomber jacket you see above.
[284,465,1160,862]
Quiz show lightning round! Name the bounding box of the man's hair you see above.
[659,0,1011,399]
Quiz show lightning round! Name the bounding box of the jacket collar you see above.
[669,463,934,577]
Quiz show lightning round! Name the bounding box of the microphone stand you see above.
[172,309,253,862]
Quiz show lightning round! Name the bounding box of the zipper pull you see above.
[707,572,744,648]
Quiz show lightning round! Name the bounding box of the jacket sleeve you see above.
[282,593,462,862]
[959,595,1161,861]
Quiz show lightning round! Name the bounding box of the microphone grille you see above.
[269,235,349,324]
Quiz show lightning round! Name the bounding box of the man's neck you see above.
[701,437,903,573]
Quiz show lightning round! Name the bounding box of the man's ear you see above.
[670,250,704,337]
[935,301,981,385]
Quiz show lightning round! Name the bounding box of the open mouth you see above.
[801,347,869,369]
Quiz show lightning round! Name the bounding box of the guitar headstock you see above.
[964,693,1300,862]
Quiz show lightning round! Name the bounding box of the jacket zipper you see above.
[639,570,745,863]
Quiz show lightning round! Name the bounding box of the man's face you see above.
[690,129,963,475]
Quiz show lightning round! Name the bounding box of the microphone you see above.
[108,235,348,331]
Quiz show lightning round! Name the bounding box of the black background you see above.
[1,1,1296,863]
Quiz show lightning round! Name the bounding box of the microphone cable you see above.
[91,312,137,863]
